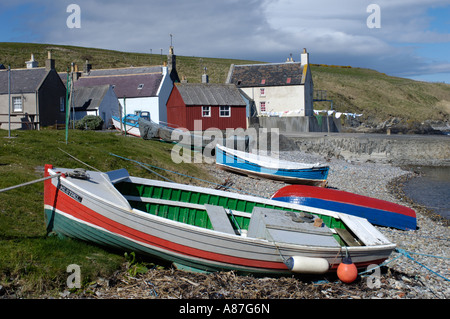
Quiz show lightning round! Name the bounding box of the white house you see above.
[72,47,179,124]
[226,49,313,117]
[71,84,120,128]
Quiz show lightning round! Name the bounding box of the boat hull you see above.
[43,165,395,275]
[112,116,141,137]
[216,145,329,186]
[271,185,417,231]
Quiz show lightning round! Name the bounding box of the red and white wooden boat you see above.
[44,164,396,275]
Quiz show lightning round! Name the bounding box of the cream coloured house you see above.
[226,49,313,117]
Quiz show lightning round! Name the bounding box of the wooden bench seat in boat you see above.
[204,204,237,235]
[247,207,341,247]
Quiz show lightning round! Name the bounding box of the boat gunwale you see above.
[216,144,329,170]
[47,167,395,252]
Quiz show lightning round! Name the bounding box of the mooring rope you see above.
[394,248,449,281]
[0,173,62,193]
[109,152,267,198]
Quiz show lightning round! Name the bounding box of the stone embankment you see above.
[284,132,450,166]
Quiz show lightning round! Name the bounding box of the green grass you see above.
[311,65,450,122]
[0,128,216,297]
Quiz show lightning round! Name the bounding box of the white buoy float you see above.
[285,256,329,274]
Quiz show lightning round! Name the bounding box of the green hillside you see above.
[1,42,449,123]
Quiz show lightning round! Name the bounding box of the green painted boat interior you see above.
[114,182,350,246]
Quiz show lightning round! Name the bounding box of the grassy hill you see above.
[1,42,450,124]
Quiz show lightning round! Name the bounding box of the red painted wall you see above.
[167,85,247,131]
[166,85,187,128]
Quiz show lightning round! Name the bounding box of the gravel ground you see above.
[58,150,449,300]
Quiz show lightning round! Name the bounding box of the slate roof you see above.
[228,62,304,88]
[72,85,111,110]
[87,66,161,77]
[176,83,245,106]
[74,72,163,98]
[0,68,49,94]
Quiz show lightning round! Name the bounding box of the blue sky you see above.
[1,0,449,83]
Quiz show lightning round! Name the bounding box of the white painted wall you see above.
[117,67,173,124]
[240,85,307,116]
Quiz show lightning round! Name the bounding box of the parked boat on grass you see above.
[44,165,395,275]
[215,144,329,186]
[271,185,417,231]
[112,111,151,137]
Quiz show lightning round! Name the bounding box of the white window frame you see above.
[12,96,23,113]
[202,106,211,117]
[260,88,265,96]
[219,106,231,117]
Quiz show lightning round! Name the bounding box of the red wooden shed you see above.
[166,83,247,131]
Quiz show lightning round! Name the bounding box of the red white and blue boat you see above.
[271,185,417,231]
[43,165,395,275]
[215,145,329,186]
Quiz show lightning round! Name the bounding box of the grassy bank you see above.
[0,128,215,297]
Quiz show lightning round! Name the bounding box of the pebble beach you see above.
[60,149,449,300]
[205,150,450,299]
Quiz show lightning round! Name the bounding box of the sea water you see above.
[402,166,450,221]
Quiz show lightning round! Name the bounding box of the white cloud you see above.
[6,0,450,80]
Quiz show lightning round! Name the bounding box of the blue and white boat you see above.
[112,111,151,137]
[215,144,329,186]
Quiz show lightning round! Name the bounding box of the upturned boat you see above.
[44,165,395,275]
[271,185,417,231]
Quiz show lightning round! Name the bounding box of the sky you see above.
[1,0,449,83]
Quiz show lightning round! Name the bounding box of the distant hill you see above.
[1,42,449,125]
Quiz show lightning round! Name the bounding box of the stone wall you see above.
[287,133,450,166]
[256,116,341,133]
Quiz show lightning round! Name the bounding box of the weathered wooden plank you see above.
[204,204,236,234]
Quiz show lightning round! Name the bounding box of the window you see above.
[260,88,265,96]
[286,77,291,84]
[260,102,266,112]
[202,106,211,117]
[60,96,65,112]
[12,97,23,112]
[219,106,230,117]
[261,79,266,85]
[137,84,144,90]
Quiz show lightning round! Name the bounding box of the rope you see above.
[359,248,449,282]
[58,148,101,172]
[0,173,62,193]
[109,153,267,198]
[394,248,449,281]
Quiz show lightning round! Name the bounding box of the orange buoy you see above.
[337,256,358,283]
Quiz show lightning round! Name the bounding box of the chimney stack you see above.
[202,67,209,83]
[26,54,39,68]
[84,59,92,74]
[45,51,55,70]
[301,48,309,66]
[167,46,180,83]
